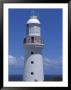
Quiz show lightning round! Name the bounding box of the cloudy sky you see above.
[9,9,62,75]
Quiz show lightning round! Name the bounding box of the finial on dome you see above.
[30,10,37,18]
[26,10,40,24]
[31,10,35,16]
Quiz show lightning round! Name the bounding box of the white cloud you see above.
[9,55,24,75]
[8,55,24,66]
[43,57,62,75]
[44,57,62,66]
[8,55,17,65]
[16,56,24,66]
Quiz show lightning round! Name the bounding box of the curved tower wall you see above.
[24,53,44,81]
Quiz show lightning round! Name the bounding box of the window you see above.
[24,38,26,43]
[31,61,34,64]
[31,37,34,43]
[31,72,34,75]
[31,51,34,54]
[29,26,40,36]
[34,79,38,81]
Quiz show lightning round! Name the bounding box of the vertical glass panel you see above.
[29,25,40,36]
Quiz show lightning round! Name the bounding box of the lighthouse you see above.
[23,15,44,81]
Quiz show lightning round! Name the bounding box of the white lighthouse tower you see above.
[23,15,44,81]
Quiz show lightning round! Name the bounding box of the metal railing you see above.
[24,36,43,44]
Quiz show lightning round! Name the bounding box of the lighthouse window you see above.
[24,38,26,43]
[34,79,38,81]
[31,37,34,43]
[31,51,34,54]
[31,61,34,64]
[31,72,34,75]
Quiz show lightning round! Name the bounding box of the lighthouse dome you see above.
[27,16,40,24]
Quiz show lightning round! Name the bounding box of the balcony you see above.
[23,36,44,47]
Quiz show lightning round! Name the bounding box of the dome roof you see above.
[27,16,40,24]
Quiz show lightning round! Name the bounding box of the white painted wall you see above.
[24,54,44,81]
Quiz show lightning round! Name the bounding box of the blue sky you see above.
[9,9,62,75]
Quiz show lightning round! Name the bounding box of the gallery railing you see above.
[23,36,44,45]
